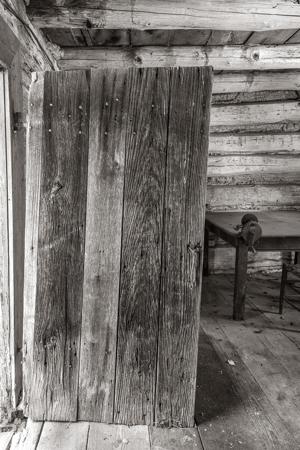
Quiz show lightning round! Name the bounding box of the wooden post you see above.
[233,240,248,320]
[279,263,287,315]
[203,227,209,276]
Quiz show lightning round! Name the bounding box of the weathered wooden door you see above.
[24,67,212,426]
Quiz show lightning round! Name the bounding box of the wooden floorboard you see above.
[209,276,300,440]
[37,422,89,450]
[196,328,266,449]
[198,274,300,449]
[245,272,300,349]
[150,427,203,450]
[0,431,14,449]
[9,419,43,449]
[9,273,300,449]
[87,424,150,450]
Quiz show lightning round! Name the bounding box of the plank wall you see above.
[0,0,56,419]
[207,87,300,273]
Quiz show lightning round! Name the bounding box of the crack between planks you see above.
[75,72,91,422]
[196,425,206,450]
[34,421,45,450]
[31,5,300,20]
[85,423,91,450]
[112,70,130,423]
[153,67,173,427]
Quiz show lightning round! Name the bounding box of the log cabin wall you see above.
[208,86,300,274]
[36,24,300,275]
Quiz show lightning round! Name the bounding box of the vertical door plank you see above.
[29,71,90,421]
[156,67,212,427]
[78,69,127,422]
[114,68,169,425]
[23,72,45,416]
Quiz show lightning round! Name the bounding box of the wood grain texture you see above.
[201,275,300,447]
[198,294,299,449]
[59,45,300,71]
[9,419,43,450]
[211,101,300,127]
[0,1,56,72]
[207,246,284,274]
[37,422,89,450]
[29,71,90,421]
[216,277,300,441]
[114,68,169,425]
[207,30,251,46]
[8,51,26,408]
[27,1,300,31]
[212,90,297,105]
[23,72,45,416]
[208,154,300,176]
[78,69,127,422]
[0,71,13,421]
[211,121,300,135]
[0,15,20,68]
[87,424,150,450]
[245,273,300,348]
[196,327,271,449]
[150,427,203,450]
[213,71,300,93]
[209,133,300,155]
[156,67,212,427]
[286,29,300,44]
[0,432,14,450]
[206,184,300,211]
[246,29,297,45]
[131,29,211,46]
[208,172,300,186]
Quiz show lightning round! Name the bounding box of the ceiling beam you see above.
[27,1,300,31]
[0,15,20,68]
[58,44,300,72]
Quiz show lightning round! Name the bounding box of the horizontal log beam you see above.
[208,155,300,175]
[58,45,300,71]
[207,172,300,186]
[211,101,300,127]
[27,1,300,31]
[209,133,300,154]
[213,71,300,93]
[206,185,300,211]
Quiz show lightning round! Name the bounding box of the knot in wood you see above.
[187,242,202,254]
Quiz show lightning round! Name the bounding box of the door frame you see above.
[0,15,23,419]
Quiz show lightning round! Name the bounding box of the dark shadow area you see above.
[195,328,243,425]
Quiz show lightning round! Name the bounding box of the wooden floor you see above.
[1,273,300,449]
